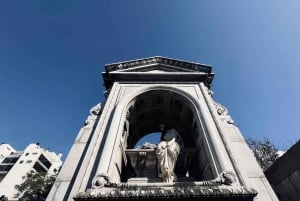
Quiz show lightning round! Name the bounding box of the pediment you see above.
[105,56,212,74]
[102,56,215,90]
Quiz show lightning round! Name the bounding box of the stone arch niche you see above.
[47,57,279,201]
[122,89,216,182]
[88,83,236,190]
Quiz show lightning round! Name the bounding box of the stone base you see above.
[127,177,161,183]
[75,185,257,201]
[127,176,195,183]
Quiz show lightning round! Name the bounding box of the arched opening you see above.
[120,89,215,182]
[126,90,197,149]
[134,132,161,148]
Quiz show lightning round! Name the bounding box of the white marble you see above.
[47,57,279,201]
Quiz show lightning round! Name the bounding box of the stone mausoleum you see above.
[47,57,279,201]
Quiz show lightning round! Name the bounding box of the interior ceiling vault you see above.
[127,90,196,148]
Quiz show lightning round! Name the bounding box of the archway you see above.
[121,89,215,182]
[126,90,197,149]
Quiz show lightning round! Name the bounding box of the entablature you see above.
[102,56,214,90]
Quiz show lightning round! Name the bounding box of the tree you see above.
[0,195,8,201]
[246,137,279,171]
[15,170,56,201]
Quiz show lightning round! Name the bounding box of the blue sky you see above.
[1,1,300,159]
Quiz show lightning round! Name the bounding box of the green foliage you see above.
[15,170,56,201]
[246,137,279,171]
[0,195,8,201]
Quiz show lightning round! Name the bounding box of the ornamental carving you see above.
[213,101,228,115]
[92,173,112,189]
[75,186,257,200]
[85,103,102,126]
[105,56,212,73]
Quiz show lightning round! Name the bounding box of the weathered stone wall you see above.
[265,140,300,201]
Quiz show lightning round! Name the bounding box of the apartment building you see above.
[0,143,62,200]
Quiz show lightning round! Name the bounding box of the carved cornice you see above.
[74,186,257,200]
[105,56,212,74]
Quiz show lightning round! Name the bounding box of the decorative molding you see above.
[219,170,237,185]
[85,103,102,126]
[90,103,102,115]
[77,171,245,200]
[105,56,212,74]
[75,186,257,200]
[212,101,236,125]
[213,101,228,115]
[92,173,112,189]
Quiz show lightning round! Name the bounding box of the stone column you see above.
[91,102,127,188]
[195,83,236,178]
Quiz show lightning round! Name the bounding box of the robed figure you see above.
[156,127,182,183]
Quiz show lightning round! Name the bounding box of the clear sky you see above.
[1,1,300,159]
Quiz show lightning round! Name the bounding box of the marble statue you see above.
[155,126,182,183]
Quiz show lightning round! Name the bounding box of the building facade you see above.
[47,57,279,201]
[265,140,300,201]
[0,143,63,200]
[0,144,16,164]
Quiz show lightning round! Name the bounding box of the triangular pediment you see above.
[105,56,212,73]
[102,56,214,90]
[147,69,170,73]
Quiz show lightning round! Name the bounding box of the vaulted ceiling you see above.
[127,90,198,149]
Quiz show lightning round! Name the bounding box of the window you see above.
[0,165,13,171]
[33,162,47,173]
[2,157,19,163]
[38,154,51,169]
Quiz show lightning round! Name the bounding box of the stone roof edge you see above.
[104,56,212,73]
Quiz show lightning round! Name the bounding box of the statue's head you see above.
[163,129,177,141]
[159,124,165,131]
